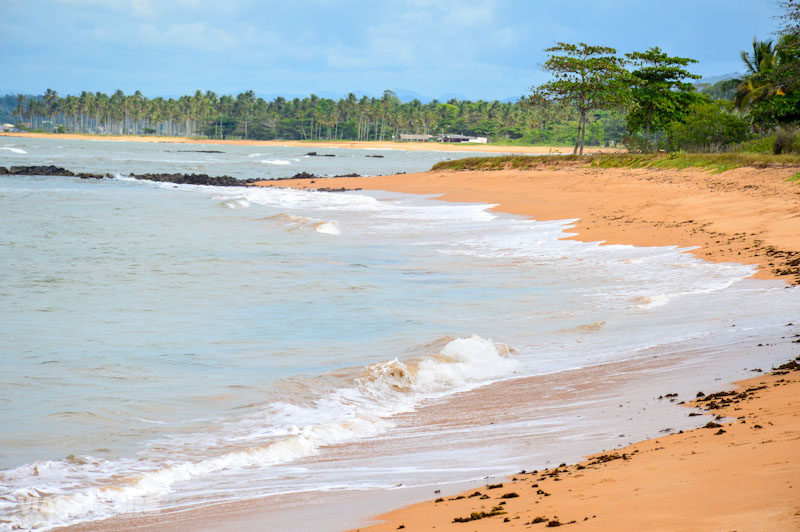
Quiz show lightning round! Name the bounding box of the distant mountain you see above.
[695,72,741,86]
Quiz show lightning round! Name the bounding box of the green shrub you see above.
[734,136,775,153]
[668,101,752,152]
[773,127,800,154]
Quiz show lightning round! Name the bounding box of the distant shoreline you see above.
[0,131,623,155]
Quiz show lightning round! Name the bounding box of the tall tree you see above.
[735,32,800,125]
[534,42,629,154]
[625,47,700,151]
[14,94,25,125]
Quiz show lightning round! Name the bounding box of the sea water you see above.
[0,138,798,530]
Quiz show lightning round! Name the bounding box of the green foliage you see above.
[668,101,752,152]
[432,152,800,173]
[734,135,776,153]
[735,32,800,126]
[773,126,800,154]
[748,89,800,127]
[7,89,609,145]
[534,42,630,154]
[700,79,739,100]
[625,47,701,151]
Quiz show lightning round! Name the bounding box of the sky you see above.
[0,0,787,101]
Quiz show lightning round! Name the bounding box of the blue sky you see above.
[0,0,785,101]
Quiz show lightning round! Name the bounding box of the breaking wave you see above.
[0,336,515,530]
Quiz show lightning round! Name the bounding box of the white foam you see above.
[1,146,26,154]
[220,197,250,209]
[0,336,515,530]
[260,159,292,165]
[314,221,341,235]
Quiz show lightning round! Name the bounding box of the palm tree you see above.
[740,38,776,75]
[735,36,795,111]
[14,94,25,126]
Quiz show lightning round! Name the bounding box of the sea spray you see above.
[0,336,516,530]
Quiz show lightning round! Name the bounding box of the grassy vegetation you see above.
[432,152,800,173]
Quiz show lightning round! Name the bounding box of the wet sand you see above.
[354,360,800,531]
[0,131,621,155]
[250,164,800,530]
[253,164,800,284]
[55,160,800,531]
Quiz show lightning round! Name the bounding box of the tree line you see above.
[6,2,797,153]
[9,88,616,146]
[533,1,799,153]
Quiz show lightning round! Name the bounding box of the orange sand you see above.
[254,164,800,284]
[354,365,800,531]
[0,131,621,155]
[51,158,800,531]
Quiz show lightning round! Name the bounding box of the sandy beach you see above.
[43,159,800,532]
[0,131,621,155]
[254,164,800,284]
[251,162,800,531]
[354,362,800,531]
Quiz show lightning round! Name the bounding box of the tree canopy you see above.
[625,47,700,150]
[534,43,629,154]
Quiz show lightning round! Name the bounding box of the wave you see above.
[314,221,340,235]
[0,336,515,530]
[219,197,250,209]
[264,212,341,235]
[1,146,27,154]
[260,159,296,165]
[559,321,606,333]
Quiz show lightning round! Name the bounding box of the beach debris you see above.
[703,422,723,429]
[589,453,629,464]
[452,506,506,523]
[500,492,520,499]
[486,483,503,489]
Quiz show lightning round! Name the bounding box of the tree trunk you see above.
[573,111,582,155]
[579,110,586,155]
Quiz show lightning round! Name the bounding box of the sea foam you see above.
[0,336,515,530]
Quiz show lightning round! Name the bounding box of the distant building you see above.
[0,123,17,132]
[437,134,488,144]
[399,133,434,142]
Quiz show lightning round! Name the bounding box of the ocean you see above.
[1,137,797,531]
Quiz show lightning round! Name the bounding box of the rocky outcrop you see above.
[0,166,363,187]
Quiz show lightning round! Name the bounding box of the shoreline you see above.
[253,164,800,284]
[353,359,800,531]
[0,131,622,155]
[29,156,798,530]
[249,166,800,529]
